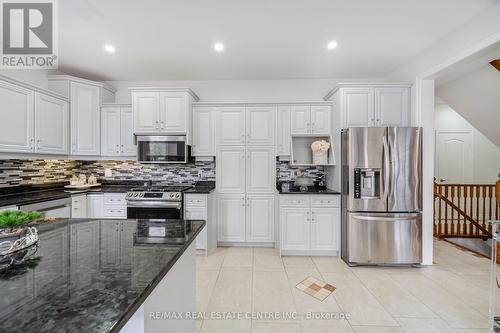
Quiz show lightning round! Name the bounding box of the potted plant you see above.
[0,210,41,255]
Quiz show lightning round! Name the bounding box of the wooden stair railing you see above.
[434,177,498,239]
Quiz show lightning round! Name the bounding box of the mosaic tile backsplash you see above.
[0,160,80,187]
[79,160,215,185]
[276,160,325,182]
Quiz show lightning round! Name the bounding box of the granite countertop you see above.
[0,218,205,333]
[278,189,341,195]
[183,186,216,194]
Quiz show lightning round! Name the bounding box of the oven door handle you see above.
[126,201,182,209]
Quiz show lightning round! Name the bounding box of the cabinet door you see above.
[35,92,69,154]
[280,208,310,250]
[277,106,291,156]
[246,146,275,193]
[71,195,88,218]
[185,207,207,250]
[120,221,137,269]
[216,106,246,145]
[87,195,104,218]
[311,105,331,134]
[70,82,100,155]
[120,107,136,156]
[217,195,246,242]
[342,88,374,127]
[101,107,121,156]
[0,80,34,153]
[246,195,274,242]
[246,106,275,145]
[216,146,246,193]
[310,208,339,251]
[193,106,215,156]
[374,87,409,127]
[132,92,161,133]
[160,92,187,133]
[290,105,310,134]
[100,221,121,270]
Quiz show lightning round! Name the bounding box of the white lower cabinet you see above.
[245,195,275,242]
[184,193,214,254]
[87,194,104,218]
[71,194,88,218]
[280,195,340,255]
[217,194,246,242]
[75,192,126,219]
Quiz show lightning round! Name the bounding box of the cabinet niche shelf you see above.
[290,135,336,166]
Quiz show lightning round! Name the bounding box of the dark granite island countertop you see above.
[0,218,205,333]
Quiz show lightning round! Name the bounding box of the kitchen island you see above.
[0,218,205,333]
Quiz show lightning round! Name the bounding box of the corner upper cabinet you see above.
[192,106,215,157]
[0,79,34,153]
[216,106,246,145]
[35,92,69,155]
[131,88,199,143]
[374,87,409,127]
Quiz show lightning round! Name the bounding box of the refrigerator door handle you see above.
[351,215,418,222]
[382,136,390,201]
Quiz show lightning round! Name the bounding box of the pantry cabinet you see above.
[216,146,246,193]
[101,105,135,157]
[192,106,216,157]
[216,106,246,145]
[245,146,275,193]
[291,105,331,135]
[217,194,246,242]
[245,106,275,145]
[245,195,275,242]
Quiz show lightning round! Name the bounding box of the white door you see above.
[193,106,215,156]
[310,105,331,134]
[277,106,291,156]
[132,92,161,133]
[101,107,121,156]
[280,208,310,251]
[0,80,34,153]
[87,195,104,218]
[217,195,246,242]
[246,106,275,145]
[246,195,274,242]
[217,146,246,193]
[160,92,187,133]
[310,208,338,251]
[185,207,207,250]
[120,107,136,156]
[216,106,246,145]
[70,82,100,155]
[374,87,409,127]
[35,92,69,154]
[290,105,311,134]
[342,88,374,127]
[436,130,473,183]
[246,146,275,193]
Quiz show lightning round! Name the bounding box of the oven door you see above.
[137,135,187,163]
[127,201,183,219]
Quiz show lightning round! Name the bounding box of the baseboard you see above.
[217,242,275,248]
[280,250,339,256]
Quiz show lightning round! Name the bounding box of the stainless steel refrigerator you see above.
[341,127,422,265]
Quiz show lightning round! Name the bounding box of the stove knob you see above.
[175,193,180,199]
[169,193,174,198]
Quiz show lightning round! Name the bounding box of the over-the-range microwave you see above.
[136,135,189,164]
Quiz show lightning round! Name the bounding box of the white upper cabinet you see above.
[290,105,310,134]
[217,194,246,242]
[246,146,275,193]
[342,88,374,127]
[101,105,136,157]
[216,106,246,145]
[35,92,69,155]
[245,195,275,242]
[337,85,410,128]
[160,92,187,133]
[310,105,331,134]
[277,106,291,156]
[245,106,275,145]
[216,146,246,193]
[70,82,101,155]
[374,87,409,127]
[0,80,34,153]
[192,106,215,156]
[132,92,161,133]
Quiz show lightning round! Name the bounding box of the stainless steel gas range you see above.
[125,185,191,219]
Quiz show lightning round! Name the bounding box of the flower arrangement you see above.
[311,140,330,152]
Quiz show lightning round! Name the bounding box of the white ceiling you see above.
[58,0,496,81]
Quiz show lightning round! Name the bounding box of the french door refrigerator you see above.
[341,127,422,265]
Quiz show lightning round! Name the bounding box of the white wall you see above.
[436,65,500,147]
[0,69,64,90]
[435,102,500,183]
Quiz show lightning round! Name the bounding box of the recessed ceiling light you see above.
[213,42,225,52]
[327,40,338,50]
[104,44,116,53]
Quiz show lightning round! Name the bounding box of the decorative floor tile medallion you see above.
[295,276,336,301]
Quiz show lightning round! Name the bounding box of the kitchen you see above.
[1,1,499,332]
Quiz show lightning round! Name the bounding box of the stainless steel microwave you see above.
[136,135,188,163]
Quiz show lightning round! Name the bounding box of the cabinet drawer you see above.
[103,193,126,206]
[311,196,340,207]
[184,194,207,208]
[104,207,126,218]
[185,207,207,220]
[279,196,309,207]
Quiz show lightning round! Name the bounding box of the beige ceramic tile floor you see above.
[195,240,495,333]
